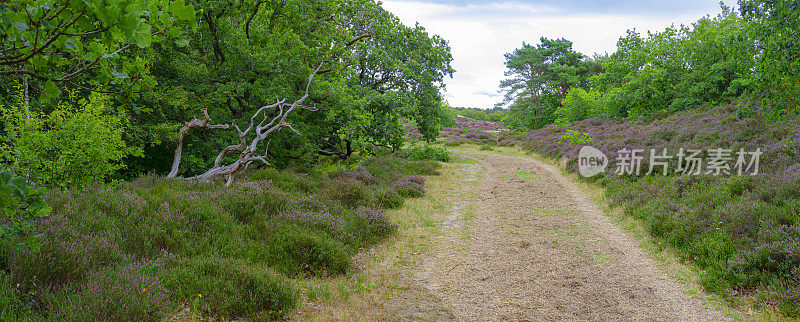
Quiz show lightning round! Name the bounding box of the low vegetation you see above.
[0,154,443,320]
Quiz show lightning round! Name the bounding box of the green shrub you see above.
[324,178,373,208]
[165,256,297,320]
[47,259,173,321]
[371,186,405,209]
[0,93,139,188]
[0,172,51,251]
[265,225,350,276]
[402,145,452,162]
[0,271,31,320]
[247,168,319,193]
[219,182,292,222]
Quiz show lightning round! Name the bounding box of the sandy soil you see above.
[408,151,722,321]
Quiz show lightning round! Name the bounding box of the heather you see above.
[513,104,800,315]
[0,155,440,320]
[438,116,509,146]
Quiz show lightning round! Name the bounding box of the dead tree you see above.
[167,65,322,186]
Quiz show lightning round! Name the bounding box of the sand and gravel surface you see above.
[406,151,722,321]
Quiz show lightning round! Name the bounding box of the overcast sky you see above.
[381,0,731,109]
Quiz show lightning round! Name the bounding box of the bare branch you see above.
[167,110,230,178]
[169,63,323,186]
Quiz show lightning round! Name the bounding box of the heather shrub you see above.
[0,154,436,319]
[324,177,373,208]
[350,207,397,245]
[0,271,30,320]
[264,225,350,276]
[164,256,297,320]
[403,145,452,162]
[219,182,292,222]
[47,259,172,321]
[328,169,379,185]
[247,167,320,193]
[371,186,405,209]
[8,218,123,291]
[394,175,426,198]
[362,156,440,180]
[272,209,348,242]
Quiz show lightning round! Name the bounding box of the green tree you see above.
[498,37,596,129]
[0,0,197,103]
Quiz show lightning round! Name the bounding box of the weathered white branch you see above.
[168,64,323,186]
[167,109,230,178]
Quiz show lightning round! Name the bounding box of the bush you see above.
[165,256,297,320]
[0,93,139,188]
[371,186,405,209]
[0,154,437,319]
[393,175,426,198]
[324,177,372,208]
[264,225,350,276]
[0,271,30,320]
[47,259,172,321]
[0,172,51,251]
[403,145,452,162]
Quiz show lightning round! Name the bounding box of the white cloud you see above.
[381,0,726,109]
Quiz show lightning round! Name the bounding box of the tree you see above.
[498,37,596,129]
[739,0,800,118]
[128,0,453,177]
[0,0,197,103]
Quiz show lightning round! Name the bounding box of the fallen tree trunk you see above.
[167,64,322,186]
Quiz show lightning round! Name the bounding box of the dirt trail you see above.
[412,151,721,321]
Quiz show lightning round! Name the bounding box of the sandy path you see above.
[414,151,721,321]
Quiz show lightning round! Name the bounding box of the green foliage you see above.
[453,106,507,122]
[129,0,454,177]
[1,92,138,188]
[0,0,196,98]
[0,271,31,320]
[740,0,800,117]
[265,225,350,277]
[499,37,601,129]
[165,256,296,320]
[0,155,430,319]
[402,145,452,162]
[47,259,172,321]
[559,129,594,145]
[0,172,50,251]
[556,87,600,122]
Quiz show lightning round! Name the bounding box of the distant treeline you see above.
[498,1,800,130]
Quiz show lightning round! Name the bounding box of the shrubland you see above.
[0,153,444,320]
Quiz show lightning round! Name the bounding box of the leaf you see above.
[175,38,189,47]
[131,21,152,48]
[111,69,130,79]
[170,0,195,21]
[64,38,78,50]
[41,80,61,103]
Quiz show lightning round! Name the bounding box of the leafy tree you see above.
[739,0,800,118]
[498,37,597,129]
[1,90,136,188]
[0,0,197,103]
[128,0,453,176]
